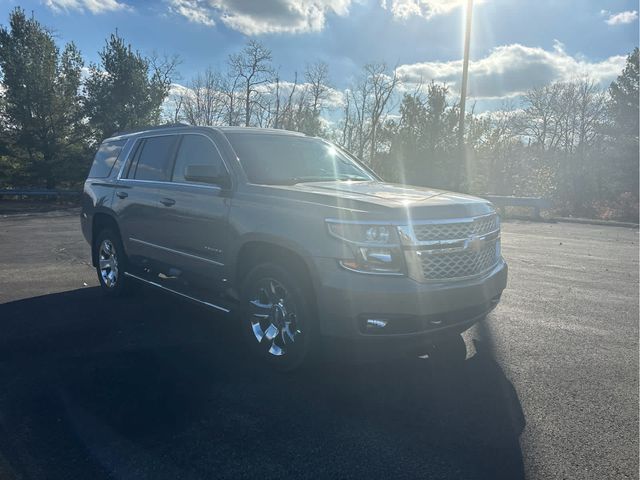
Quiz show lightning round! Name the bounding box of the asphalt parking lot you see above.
[0,210,637,480]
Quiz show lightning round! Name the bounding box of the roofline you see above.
[110,123,191,138]
[215,126,307,137]
[106,125,308,142]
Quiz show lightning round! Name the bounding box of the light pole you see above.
[457,0,473,190]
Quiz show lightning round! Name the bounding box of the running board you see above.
[124,272,231,313]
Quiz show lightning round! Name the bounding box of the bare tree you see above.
[219,74,241,126]
[274,72,318,133]
[344,63,399,163]
[365,63,400,163]
[305,61,330,116]
[339,90,353,148]
[179,68,227,126]
[228,40,274,127]
[164,89,184,123]
[521,83,564,151]
[349,73,371,159]
[149,52,182,88]
[272,73,281,129]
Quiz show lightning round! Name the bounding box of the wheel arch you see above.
[91,212,122,268]
[235,239,318,310]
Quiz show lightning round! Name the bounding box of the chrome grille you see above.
[419,239,500,280]
[406,213,501,281]
[413,214,499,242]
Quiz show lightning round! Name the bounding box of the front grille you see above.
[413,214,499,242]
[409,214,501,281]
[419,239,500,280]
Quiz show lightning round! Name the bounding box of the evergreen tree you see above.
[386,83,458,187]
[607,48,639,215]
[609,48,639,139]
[84,33,172,139]
[0,8,86,188]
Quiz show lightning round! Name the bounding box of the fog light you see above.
[366,319,388,329]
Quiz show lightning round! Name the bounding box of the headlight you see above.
[365,226,391,243]
[326,222,397,245]
[326,220,405,275]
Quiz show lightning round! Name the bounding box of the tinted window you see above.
[88,140,126,178]
[133,135,178,181]
[225,133,373,185]
[172,134,225,184]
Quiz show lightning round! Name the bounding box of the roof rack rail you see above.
[111,123,191,137]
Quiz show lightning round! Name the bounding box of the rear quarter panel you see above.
[81,138,137,246]
[80,179,118,246]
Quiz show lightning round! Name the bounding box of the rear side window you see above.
[172,134,225,184]
[88,140,126,178]
[132,135,178,181]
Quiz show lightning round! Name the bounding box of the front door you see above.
[159,133,232,289]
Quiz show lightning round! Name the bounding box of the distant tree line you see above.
[0,8,637,220]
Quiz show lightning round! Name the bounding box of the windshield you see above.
[225,133,374,185]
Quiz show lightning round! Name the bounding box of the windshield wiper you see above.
[286,176,337,185]
[267,175,370,186]
[292,175,372,184]
[336,174,370,182]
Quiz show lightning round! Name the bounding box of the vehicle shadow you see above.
[0,287,525,480]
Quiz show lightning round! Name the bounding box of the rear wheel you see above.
[95,229,133,297]
[241,262,317,371]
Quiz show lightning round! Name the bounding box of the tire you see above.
[240,262,318,372]
[94,228,133,297]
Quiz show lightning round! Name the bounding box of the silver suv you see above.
[81,125,507,370]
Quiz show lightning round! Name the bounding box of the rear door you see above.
[113,134,180,268]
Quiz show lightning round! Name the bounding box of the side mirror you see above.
[184,164,228,187]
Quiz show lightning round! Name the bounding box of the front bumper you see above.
[313,257,508,342]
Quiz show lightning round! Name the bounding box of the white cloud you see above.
[168,0,352,34]
[396,43,627,99]
[602,10,638,26]
[380,0,483,20]
[44,0,130,14]
[168,0,216,26]
[168,83,194,98]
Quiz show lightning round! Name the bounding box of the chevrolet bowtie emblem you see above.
[464,235,484,251]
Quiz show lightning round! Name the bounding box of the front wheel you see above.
[240,262,318,371]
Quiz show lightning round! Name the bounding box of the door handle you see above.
[160,197,176,207]
[116,191,128,199]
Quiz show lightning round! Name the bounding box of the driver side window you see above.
[172,134,226,185]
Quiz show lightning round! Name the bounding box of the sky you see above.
[1,0,638,113]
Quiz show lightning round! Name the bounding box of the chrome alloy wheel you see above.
[248,278,301,356]
[98,239,119,288]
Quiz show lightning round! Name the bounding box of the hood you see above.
[255,181,495,221]
[292,181,476,206]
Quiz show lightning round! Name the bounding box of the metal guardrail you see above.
[481,195,552,219]
[0,189,81,198]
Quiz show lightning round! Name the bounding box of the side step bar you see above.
[124,272,231,313]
